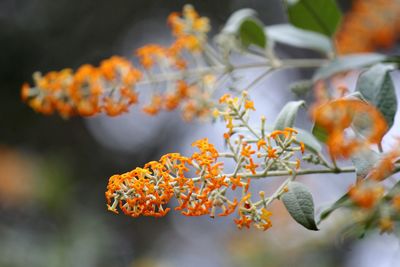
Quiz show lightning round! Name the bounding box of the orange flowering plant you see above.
[21,1,400,236]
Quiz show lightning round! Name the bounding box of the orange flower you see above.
[241,143,255,158]
[136,45,166,69]
[312,99,387,158]
[256,139,266,150]
[267,146,277,159]
[219,94,231,104]
[245,158,259,175]
[348,182,384,209]
[336,0,400,54]
[368,148,400,181]
[244,100,255,111]
[142,94,163,115]
[257,208,273,231]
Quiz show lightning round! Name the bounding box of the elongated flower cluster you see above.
[336,0,400,54]
[21,57,141,117]
[22,5,216,120]
[105,140,240,218]
[106,93,305,230]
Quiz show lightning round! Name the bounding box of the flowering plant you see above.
[21,1,400,236]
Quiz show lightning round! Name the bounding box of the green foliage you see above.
[239,19,266,48]
[285,0,341,37]
[311,123,328,143]
[217,8,266,51]
[222,8,257,33]
[281,181,319,230]
[273,100,305,130]
[313,53,387,81]
[356,63,397,128]
[265,24,333,54]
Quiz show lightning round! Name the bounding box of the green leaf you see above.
[285,0,341,37]
[311,123,328,143]
[350,147,379,179]
[318,193,351,224]
[217,9,266,51]
[281,181,319,230]
[356,63,397,128]
[265,24,333,54]
[313,53,387,81]
[240,19,266,48]
[222,9,257,33]
[295,128,322,154]
[273,100,305,130]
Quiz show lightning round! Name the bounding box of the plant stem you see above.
[133,58,326,86]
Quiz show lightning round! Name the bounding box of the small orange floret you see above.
[267,146,277,159]
[244,100,256,111]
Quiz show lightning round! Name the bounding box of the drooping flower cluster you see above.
[336,0,400,54]
[106,93,305,230]
[312,98,387,158]
[21,57,141,117]
[21,5,217,120]
[105,139,240,218]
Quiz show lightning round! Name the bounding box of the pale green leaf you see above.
[281,181,319,230]
[295,127,322,154]
[273,100,305,130]
[313,53,387,81]
[356,63,397,128]
[350,147,379,179]
[265,24,333,54]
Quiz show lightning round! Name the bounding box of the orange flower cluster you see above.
[21,56,141,117]
[141,75,216,121]
[312,99,387,158]
[106,134,281,230]
[368,146,400,181]
[106,139,245,223]
[349,181,385,209]
[137,5,209,70]
[218,92,304,174]
[105,165,173,217]
[22,5,214,120]
[136,5,214,119]
[336,0,400,54]
[348,178,400,233]
[234,193,273,230]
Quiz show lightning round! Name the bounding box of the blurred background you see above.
[1,0,400,266]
